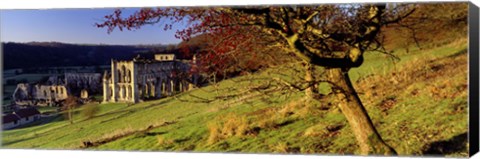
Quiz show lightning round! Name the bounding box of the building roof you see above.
[14,107,40,118]
[3,114,20,123]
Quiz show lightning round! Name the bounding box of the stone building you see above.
[12,73,102,106]
[2,114,21,130]
[64,73,102,93]
[2,107,41,130]
[12,83,68,106]
[102,54,197,103]
[80,89,89,99]
[47,73,102,94]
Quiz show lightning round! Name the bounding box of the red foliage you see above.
[97,7,265,77]
[96,5,420,74]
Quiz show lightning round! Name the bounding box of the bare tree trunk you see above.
[327,68,396,155]
[68,108,73,124]
[304,62,317,100]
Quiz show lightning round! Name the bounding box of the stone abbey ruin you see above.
[11,53,197,106]
[102,54,198,103]
[12,73,102,106]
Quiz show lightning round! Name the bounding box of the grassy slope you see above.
[1,40,468,157]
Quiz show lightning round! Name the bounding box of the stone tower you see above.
[102,54,195,104]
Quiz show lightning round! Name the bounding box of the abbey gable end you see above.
[102,54,198,103]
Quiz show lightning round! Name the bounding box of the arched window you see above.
[122,86,127,99]
[126,69,132,82]
[118,69,123,83]
[128,85,133,99]
[122,65,127,83]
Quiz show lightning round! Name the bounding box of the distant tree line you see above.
[2,42,186,70]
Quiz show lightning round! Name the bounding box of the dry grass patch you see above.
[157,136,174,146]
[207,113,251,145]
[279,98,326,118]
[356,50,467,110]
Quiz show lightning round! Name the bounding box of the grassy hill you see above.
[1,39,468,157]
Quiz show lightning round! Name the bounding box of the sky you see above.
[0,8,184,45]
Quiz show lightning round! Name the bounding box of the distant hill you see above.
[1,42,181,70]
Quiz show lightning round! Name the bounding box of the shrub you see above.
[207,122,222,144]
[157,136,174,146]
[273,142,289,153]
[82,104,100,119]
[207,113,250,145]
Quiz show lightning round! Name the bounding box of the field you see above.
[1,40,468,157]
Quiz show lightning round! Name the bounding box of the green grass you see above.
[349,39,467,83]
[1,40,468,157]
[36,106,59,114]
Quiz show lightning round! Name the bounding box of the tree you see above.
[63,96,79,124]
[96,4,425,155]
[175,29,296,85]
[381,3,467,50]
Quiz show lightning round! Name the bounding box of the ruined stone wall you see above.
[47,75,64,85]
[65,73,102,93]
[103,55,196,103]
[13,83,68,106]
[33,85,68,100]
[12,83,30,101]
[101,60,132,102]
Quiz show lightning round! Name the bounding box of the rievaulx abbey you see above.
[102,54,198,103]
[11,53,199,106]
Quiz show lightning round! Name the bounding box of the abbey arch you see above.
[102,54,197,103]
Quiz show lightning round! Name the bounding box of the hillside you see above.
[1,40,468,157]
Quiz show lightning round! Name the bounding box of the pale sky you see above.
[1,8,184,45]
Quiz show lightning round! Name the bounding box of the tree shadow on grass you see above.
[444,47,467,59]
[2,136,37,146]
[422,132,468,156]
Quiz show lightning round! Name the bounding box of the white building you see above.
[2,114,21,130]
[14,107,41,125]
[2,107,41,130]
